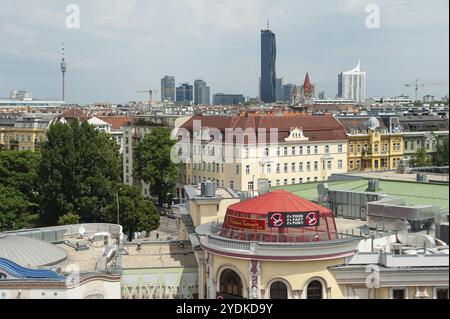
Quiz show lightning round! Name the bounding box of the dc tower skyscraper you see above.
[260,25,277,103]
[60,43,67,102]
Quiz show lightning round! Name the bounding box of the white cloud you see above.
[1,23,40,40]
[92,0,138,29]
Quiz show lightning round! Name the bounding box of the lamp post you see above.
[252,175,255,197]
[116,192,120,226]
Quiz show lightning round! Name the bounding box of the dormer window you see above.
[285,127,309,142]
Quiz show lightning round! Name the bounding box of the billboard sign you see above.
[227,216,266,231]
[268,211,320,228]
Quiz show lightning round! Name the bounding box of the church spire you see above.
[303,72,312,90]
[302,72,314,100]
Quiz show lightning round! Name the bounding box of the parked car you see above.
[157,208,167,216]
[166,211,176,219]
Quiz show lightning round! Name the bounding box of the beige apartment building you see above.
[176,114,348,197]
[122,114,192,198]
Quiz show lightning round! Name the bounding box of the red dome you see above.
[221,190,338,243]
[227,190,333,216]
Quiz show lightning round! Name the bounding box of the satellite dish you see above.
[79,226,86,236]
[359,225,370,236]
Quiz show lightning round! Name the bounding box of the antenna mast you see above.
[60,43,67,102]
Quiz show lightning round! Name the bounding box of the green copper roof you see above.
[275,179,449,213]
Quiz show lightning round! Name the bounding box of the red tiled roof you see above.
[180,114,347,142]
[63,109,90,121]
[97,116,131,130]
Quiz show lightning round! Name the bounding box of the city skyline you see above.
[0,0,448,104]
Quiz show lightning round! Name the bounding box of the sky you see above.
[0,0,448,104]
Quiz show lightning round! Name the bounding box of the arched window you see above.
[220,269,243,298]
[307,280,323,299]
[270,281,288,299]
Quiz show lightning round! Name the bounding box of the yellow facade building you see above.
[3,113,61,152]
[338,117,404,172]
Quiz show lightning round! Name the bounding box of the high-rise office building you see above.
[275,78,284,102]
[319,91,326,100]
[282,84,294,103]
[423,95,435,103]
[194,80,205,105]
[194,80,211,105]
[213,93,245,105]
[176,83,193,104]
[161,76,176,102]
[198,86,211,105]
[338,61,366,104]
[260,28,277,103]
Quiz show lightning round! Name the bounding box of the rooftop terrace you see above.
[121,242,197,269]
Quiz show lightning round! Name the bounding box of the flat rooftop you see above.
[185,185,239,200]
[335,218,367,234]
[55,240,107,273]
[121,242,197,269]
[347,171,449,183]
[275,179,449,213]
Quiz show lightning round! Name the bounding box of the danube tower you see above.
[60,43,67,102]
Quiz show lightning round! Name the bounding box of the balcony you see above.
[361,150,373,158]
[196,222,361,261]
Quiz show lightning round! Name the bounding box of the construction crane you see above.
[137,89,160,107]
[405,80,448,102]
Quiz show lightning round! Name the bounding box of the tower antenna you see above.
[60,42,67,102]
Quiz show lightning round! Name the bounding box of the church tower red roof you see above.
[303,72,312,90]
[302,72,314,98]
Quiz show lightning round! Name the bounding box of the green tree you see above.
[433,135,449,166]
[0,186,29,231]
[58,213,81,226]
[135,128,177,207]
[37,120,122,225]
[0,151,40,230]
[409,147,432,168]
[0,150,40,202]
[103,185,160,241]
